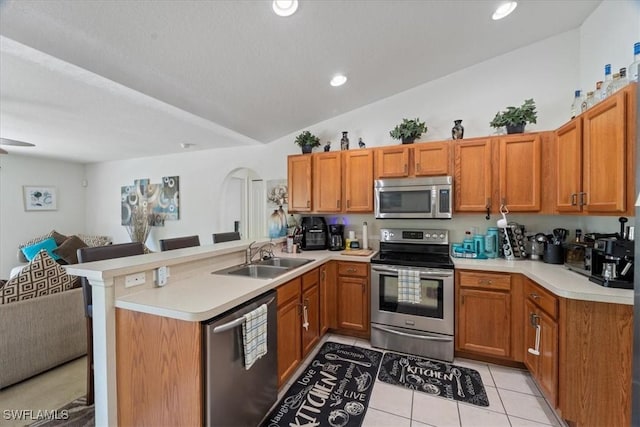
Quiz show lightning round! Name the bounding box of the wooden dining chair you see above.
[76,242,145,405]
[212,232,241,243]
[159,235,201,251]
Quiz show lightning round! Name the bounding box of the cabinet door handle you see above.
[530,293,540,300]
[306,200,310,208]
[478,279,493,286]
[347,200,351,209]
[570,193,577,206]
[321,270,326,281]
[337,199,341,208]
[404,164,408,173]
[347,268,357,273]
[579,192,586,207]
[417,163,421,172]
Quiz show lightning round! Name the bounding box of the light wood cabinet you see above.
[453,139,493,212]
[498,134,541,211]
[276,269,322,387]
[374,142,450,179]
[414,141,450,176]
[455,270,523,362]
[336,261,370,338]
[312,152,342,212]
[287,155,312,212]
[276,277,302,387]
[343,150,374,212]
[559,299,633,427]
[320,261,337,335]
[523,279,558,407]
[554,86,635,214]
[375,146,409,178]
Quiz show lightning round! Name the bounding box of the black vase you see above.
[452,120,464,140]
[506,124,525,134]
[340,131,349,150]
[301,145,313,154]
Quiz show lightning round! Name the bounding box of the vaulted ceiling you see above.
[0,0,600,163]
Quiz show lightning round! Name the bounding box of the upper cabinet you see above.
[343,150,374,212]
[288,149,374,214]
[375,142,450,179]
[498,134,541,212]
[288,155,312,212]
[454,139,493,212]
[554,84,636,215]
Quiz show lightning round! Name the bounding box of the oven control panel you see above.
[380,228,449,244]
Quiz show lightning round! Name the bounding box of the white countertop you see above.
[453,258,634,306]
[114,249,377,322]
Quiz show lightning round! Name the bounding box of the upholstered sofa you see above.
[0,231,111,389]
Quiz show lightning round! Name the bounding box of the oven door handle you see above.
[371,324,453,342]
[371,266,454,278]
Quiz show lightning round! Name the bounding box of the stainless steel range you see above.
[370,228,454,362]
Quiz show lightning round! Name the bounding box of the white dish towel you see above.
[397,269,422,304]
[242,303,268,370]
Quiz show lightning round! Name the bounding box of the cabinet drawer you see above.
[302,268,319,291]
[524,279,558,319]
[458,270,511,291]
[337,262,368,277]
[277,277,301,307]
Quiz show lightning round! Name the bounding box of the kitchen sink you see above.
[254,257,314,268]
[212,257,314,279]
[217,264,290,279]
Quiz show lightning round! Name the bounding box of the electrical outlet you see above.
[156,266,169,287]
[125,272,146,288]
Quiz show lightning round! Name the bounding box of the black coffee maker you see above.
[328,224,345,251]
[300,217,327,250]
[589,237,634,289]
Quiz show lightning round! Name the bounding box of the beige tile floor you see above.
[0,357,86,427]
[281,334,567,427]
[2,336,565,427]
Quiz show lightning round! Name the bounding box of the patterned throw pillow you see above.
[77,234,112,247]
[21,237,61,261]
[0,250,79,305]
[17,230,68,263]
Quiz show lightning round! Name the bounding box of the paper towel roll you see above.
[348,230,356,240]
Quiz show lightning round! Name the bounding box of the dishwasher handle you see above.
[212,297,275,334]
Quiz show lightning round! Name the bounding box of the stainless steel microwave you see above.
[374,176,453,219]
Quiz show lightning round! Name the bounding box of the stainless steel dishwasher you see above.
[203,290,277,427]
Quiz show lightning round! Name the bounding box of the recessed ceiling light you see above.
[330,74,347,87]
[492,1,517,20]
[272,0,298,17]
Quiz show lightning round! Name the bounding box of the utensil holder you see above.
[543,244,564,264]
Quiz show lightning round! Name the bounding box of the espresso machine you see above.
[300,217,327,250]
[589,237,634,289]
[328,224,345,251]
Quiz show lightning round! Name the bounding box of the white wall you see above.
[0,155,86,278]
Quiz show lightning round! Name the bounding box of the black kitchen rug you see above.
[261,341,383,427]
[377,352,489,407]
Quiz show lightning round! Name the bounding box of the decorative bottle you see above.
[594,81,603,103]
[616,67,628,91]
[629,42,640,83]
[570,90,583,119]
[340,131,349,150]
[601,64,613,100]
[585,91,596,110]
[606,73,621,97]
[451,120,464,140]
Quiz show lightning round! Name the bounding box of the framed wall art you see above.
[23,185,57,211]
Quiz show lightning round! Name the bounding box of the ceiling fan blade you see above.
[0,147,8,154]
[0,137,36,147]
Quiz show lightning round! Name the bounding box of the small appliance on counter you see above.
[300,216,327,250]
[328,224,345,251]
[589,237,634,289]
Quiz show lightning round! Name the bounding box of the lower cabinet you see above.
[455,270,523,362]
[276,269,321,387]
[336,261,370,338]
[523,278,558,407]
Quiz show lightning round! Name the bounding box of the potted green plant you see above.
[389,118,427,144]
[489,98,538,134]
[294,130,321,154]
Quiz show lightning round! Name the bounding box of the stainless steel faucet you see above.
[246,241,276,264]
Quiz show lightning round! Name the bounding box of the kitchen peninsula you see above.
[66,239,376,426]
